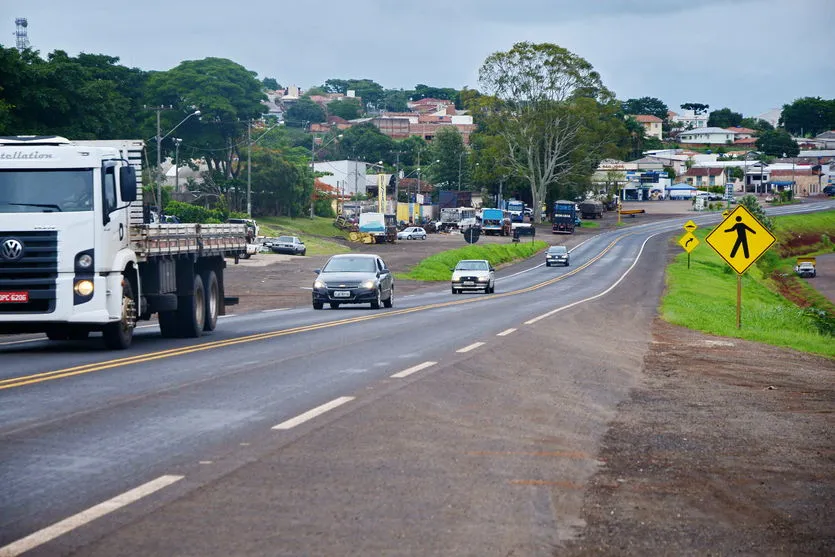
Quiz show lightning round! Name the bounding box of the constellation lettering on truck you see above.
[0,151,54,159]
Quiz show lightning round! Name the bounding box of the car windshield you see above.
[548,246,567,254]
[278,236,295,243]
[456,260,488,271]
[323,257,377,273]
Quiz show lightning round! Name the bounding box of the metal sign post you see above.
[706,205,776,329]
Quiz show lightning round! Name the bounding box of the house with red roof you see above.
[631,115,663,140]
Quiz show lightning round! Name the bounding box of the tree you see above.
[622,97,668,120]
[427,126,467,190]
[144,57,266,183]
[739,117,773,132]
[382,89,409,112]
[779,96,835,136]
[262,77,280,90]
[334,123,394,164]
[323,79,385,110]
[249,146,309,217]
[285,98,326,127]
[478,42,617,223]
[680,102,709,115]
[756,129,799,157]
[708,107,743,128]
[327,98,362,120]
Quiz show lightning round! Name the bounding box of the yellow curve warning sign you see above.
[678,231,699,253]
[706,205,775,274]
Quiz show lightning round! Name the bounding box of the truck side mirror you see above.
[120,166,138,202]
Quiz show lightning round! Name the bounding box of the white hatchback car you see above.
[397,226,427,240]
[451,259,495,294]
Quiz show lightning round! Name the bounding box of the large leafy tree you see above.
[323,78,384,110]
[262,77,280,90]
[622,97,668,120]
[427,126,468,190]
[144,57,266,181]
[285,97,326,127]
[334,122,394,164]
[327,98,362,120]
[478,41,619,222]
[779,97,835,136]
[708,107,743,128]
[740,117,773,132]
[756,129,799,157]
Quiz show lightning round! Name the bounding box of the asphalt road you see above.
[1,200,832,556]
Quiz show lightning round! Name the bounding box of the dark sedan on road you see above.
[545,245,570,267]
[312,254,394,310]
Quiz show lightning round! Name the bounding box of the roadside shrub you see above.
[805,307,835,337]
[164,200,228,223]
[737,194,774,231]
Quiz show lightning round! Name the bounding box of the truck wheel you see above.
[202,270,219,332]
[103,277,136,350]
[177,274,206,338]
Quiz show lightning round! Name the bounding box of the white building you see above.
[312,160,368,196]
[678,127,737,145]
[669,109,708,130]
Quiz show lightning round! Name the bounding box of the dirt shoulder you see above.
[563,315,835,555]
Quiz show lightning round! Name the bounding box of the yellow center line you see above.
[1,233,629,390]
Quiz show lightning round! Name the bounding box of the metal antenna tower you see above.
[14,18,30,51]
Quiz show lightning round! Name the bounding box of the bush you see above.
[164,200,228,224]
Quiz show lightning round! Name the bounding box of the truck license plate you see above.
[0,291,28,303]
[334,290,351,298]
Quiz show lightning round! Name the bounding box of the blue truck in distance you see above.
[552,200,577,234]
[503,199,525,223]
[481,208,511,236]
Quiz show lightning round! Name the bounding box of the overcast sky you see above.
[8,0,834,116]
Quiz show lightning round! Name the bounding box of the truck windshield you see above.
[0,169,94,213]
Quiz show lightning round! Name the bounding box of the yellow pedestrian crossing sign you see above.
[706,205,775,274]
[683,220,698,232]
[678,231,699,253]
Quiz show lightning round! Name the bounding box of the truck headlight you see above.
[74,279,94,296]
[360,279,376,289]
[77,254,93,268]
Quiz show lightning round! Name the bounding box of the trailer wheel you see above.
[202,270,219,332]
[177,274,206,338]
[158,310,178,338]
[103,277,136,350]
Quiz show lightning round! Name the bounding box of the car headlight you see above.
[74,279,94,296]
[360,279,376,289]
[313,280,325,289]
[477,277,489,282]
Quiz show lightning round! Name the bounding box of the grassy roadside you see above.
[257,215,350,256]
[398,241,548,281]
[660,213,835,358]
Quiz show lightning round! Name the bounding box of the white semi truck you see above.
[0,136,248,349]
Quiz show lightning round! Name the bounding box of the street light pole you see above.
[145,106,200,215]
[458,151,466,191]
[173,138,182,194]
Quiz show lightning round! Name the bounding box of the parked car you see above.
[545,245,570,267]
[397,226,427,240]
[312,254,394,310]
[451,259,495,294]
[266,235,306,256]
[823,185,835,196]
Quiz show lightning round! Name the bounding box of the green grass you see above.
[398,241,549,281]
[661,226,834,358]
[580,221,600,228]
[257,215,350,256]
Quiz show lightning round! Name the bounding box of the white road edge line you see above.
[390,361,437,378]
[271,396,355,430]
[0,475,183,557]
[524,233,657,325]
[457,342,486,353]
[496,328,517,336]
[261,308,289,313]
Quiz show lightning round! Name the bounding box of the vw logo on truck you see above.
[1,238,24,261]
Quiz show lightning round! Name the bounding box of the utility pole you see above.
[310,134,317,218]
[247,121,252,217]
[144,105,174,213]
[458,151,466,191]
